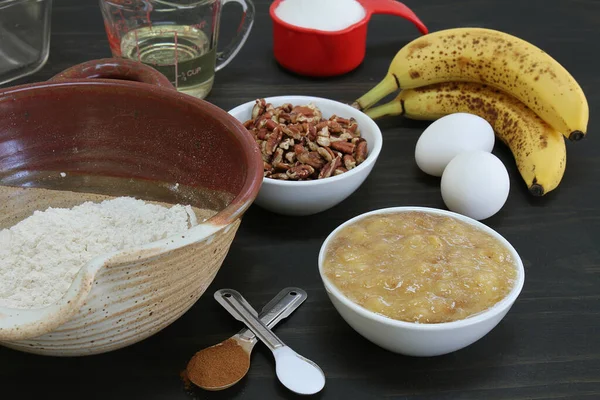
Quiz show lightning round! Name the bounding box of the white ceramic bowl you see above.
[318,207,525,357]
[229,96,383,216]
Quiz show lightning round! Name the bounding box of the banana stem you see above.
[365,99,404,120]
[354,74,399,110]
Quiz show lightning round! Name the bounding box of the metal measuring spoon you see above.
[187,287,307,391]
[215,289,326,395]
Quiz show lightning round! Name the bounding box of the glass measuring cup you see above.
[99,0,254,99]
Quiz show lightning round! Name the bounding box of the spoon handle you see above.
[238,288,307,342]
[215,289,286,351]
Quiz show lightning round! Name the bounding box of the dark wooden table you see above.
[1,0,599,399]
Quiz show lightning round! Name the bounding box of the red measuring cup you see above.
[270,0,428,77]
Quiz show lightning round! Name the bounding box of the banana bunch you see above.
[354,27,589,196]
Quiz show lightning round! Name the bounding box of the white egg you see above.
[441,151,510,220]
[415,113,495,177]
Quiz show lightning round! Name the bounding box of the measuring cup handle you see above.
[361,0,428,35]
[215,0,256,72]
[50,58,175,89]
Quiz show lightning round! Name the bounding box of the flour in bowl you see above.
[0,197,199,309]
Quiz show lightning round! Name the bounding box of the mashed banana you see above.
[324,212,517,323]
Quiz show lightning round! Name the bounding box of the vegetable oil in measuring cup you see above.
[120,25,216,98]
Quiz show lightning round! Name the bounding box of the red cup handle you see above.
[50,58,175,89]
[361,0,428,35]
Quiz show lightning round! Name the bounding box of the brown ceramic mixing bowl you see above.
[0,58,263,356]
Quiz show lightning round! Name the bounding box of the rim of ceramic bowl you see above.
[318,206,526,331]
[269,0,372,36]
[228,95,383,187]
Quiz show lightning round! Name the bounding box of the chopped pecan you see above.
[260,141,270,162]
[251,98,266,120]
[316,136,331,147]
[271,173,289,180]
[265,119,278,131]
[285,151,296,164]
[279,113,292,123]
[257,128,268,140]
[243,99,367,180]
[307,124,317,141]
[330,140,356,154]
[343,154,357,170]
[335,117,350,126]
[307,141,320,152]
[287,164,314,180]
[334,167,348,176]
[297,148,325,169]
[272,148,284,166]
[355,139,368,164]
[265,128,282,155]
[318,126,330,137]
[316,121,328,130]
[281,125,304,141]
[279,137,294,150]
[319,156,342,179]
[347,119,359,134]
[317,146,335,163]
[338,132,354,141]
[328,120,343,133]
[274,162,291,171]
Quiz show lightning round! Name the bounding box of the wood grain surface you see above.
[1,0,598,399]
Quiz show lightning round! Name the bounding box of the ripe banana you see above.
[365,82,566,196]
[354,27,588,141]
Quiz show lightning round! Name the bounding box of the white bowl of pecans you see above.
[229,96,383,216]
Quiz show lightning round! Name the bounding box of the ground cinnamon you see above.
[185,338,250,389]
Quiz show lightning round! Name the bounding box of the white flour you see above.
[0,197,198,309]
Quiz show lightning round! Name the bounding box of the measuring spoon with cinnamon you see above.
[215,288,325,395]
[185,287,307,391]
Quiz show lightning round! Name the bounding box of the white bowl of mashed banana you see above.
[318,207,525,357]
